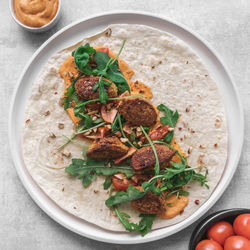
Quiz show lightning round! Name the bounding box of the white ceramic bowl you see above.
[9,0,61,33]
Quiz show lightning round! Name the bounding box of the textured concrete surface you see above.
[1,0,250,249]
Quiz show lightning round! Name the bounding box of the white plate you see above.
[9,11,244,244]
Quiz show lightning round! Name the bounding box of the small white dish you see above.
[9,0,61,33]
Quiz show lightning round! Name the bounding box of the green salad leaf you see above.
[93,50,130,94]
[105,184,145,207]
[114,207,156,236]
[73,43,96,74]
[157,104,179,143]
[65,149,135,188]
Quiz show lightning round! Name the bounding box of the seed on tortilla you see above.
[159,60,162,64]
[105,28,112,37]
[94,190,99,194]
[199,144,206,149]
[62,187,64,192]
[62,150,71,158]
[185,106,190,112]
[25,119,30,123]
[178,127,182,131]
[195,200,200,205]
[205,74,208,77]
[58,123,64,129]
[214,118,221,128]
[50,67,57,73]
[186,61,189,64]
[151,65,155,69]
[73,207,76,209]
[187,147,192,154]
[54,92,58,95]
[198,154,205,167]
[214,143,218,148]
[49,132,56,138]
[44,110,50,116]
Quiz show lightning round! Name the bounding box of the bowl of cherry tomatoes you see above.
[189,208,250,250]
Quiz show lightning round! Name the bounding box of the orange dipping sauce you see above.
[13,0,58,27]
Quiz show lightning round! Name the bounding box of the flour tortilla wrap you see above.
[22,24,227,231]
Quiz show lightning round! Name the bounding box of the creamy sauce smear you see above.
[13,0,58,27]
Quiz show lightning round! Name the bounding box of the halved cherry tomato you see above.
[195,240,223,250]
[233,214,250,240]
[112,176,130,191]
[224,236,250,250]
[148,125,170,141]
[207,221,234,246]
[96,47,109,54]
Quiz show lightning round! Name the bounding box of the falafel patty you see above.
[86,136,129,159]
[118,98,157,126]
[130,144,175,170]
[131,191,165,214]
[75,76,118,100]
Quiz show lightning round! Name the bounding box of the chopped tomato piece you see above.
[96,47,109,54]
[148,125,170,141]
[101,105,118,123]
[114,147,137,165]
[112,176,136,191]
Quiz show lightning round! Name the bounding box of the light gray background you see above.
[1,0,250,249]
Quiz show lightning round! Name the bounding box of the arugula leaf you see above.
[114,207,139,232]
[103,176,112,190]
[93,51,130,94]
[157,104,179,143]
[76,114,93,129]
[73,43,96,74]
[98,77,109,104]
[141,126,160,175]
[114,207,156,236]
[105,184,145,207]
[65,149,134,188]
[138,214,156,236]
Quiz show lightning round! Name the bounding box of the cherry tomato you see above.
[112,176,130,191]
[96,47,109,54]
[224,236,250,250]
[233,214,250,240]
[207,220,234,245]
[148,125,170,141]
[195,240,223,250]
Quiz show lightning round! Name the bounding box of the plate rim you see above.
[8,10,244,244]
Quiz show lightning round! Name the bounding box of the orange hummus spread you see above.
[13,0,58,27]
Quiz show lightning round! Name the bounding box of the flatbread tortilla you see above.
[22,24,227,231]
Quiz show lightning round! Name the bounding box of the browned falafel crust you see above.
[130,144,175,170]
[131,191,165,214]
[118,98,157,126]
[86,136,129,159]
[75,76,118,100]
